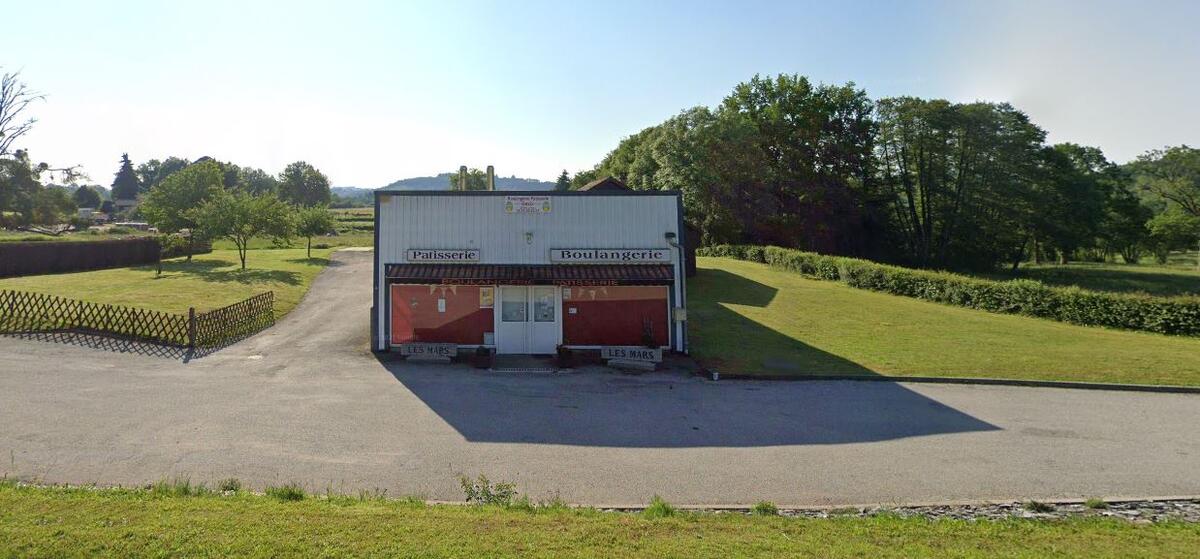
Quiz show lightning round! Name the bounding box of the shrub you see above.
[459,474,518,507]
[265,483,306,501]
[752,501,779,516]
[643,495,676,518]
[1084,498,1108,509]
[217,478,242,492]
[151,478,210,497]
[698,244,1200,337]
[1023,500,1056,513]
[158,234,213,259]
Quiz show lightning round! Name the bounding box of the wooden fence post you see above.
[187,307,196,349]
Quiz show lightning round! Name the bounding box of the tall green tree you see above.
[581,75,876,253]
[1133,146,1200,217]
[0,150,43,225]
[191,191,294,270]
[874,98,1048,269]
[72,185,101,208]
[554,170,571,191]
[447,168,488,191]
[1146,209,1200,265]
[236,166,279,195]
[278,161,331,206]
[294,204,335,258]
[140,160,223,260]
[30,187,76,226]
[135,157,190,194]
[110,153,140,201]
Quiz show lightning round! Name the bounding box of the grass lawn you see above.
[0,248,331,316]
[1,484,1197,558]
[691,257,1200,385]
[984,252,1200,297]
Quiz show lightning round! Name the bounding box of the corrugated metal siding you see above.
[377,194,680,265]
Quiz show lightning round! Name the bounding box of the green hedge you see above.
[697,245,1200,336]
[158,234,212,259]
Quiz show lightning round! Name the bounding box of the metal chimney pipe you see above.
[486,165,495,191]
[458,165,468,191]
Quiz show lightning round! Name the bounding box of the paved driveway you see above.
[2,250,1199,507]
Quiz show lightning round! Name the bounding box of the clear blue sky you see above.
[4,0,1197,187]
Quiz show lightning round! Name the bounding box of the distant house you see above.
[113,198,137,216]
[578,176,631,192]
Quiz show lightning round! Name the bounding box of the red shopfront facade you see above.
[385,264,673,354]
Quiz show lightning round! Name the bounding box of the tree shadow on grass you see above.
[688,268,875,376]
[1009,267,1200,297]
[137,258,301,286]
[285,257,340,267]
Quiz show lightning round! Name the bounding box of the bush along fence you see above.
[698,245,1200,337]
[0,289,275,350]
[0,238,160,278]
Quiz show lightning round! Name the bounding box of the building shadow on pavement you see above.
[378,360,1000,448]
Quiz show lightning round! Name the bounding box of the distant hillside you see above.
[380,173,555,191]
[331,187,373,198]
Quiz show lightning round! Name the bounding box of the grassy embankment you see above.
[0,248,331,317]
[1,482,1197,558]
[691,257,1200,386]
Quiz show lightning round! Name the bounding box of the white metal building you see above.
[372,188,687,355]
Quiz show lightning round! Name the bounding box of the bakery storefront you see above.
[372,189,687,356]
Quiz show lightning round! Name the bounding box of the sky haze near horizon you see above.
[3,0,1198,187]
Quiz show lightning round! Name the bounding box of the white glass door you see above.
[494,286,560,354]
[496,286,529,354]
[529,286,560,354]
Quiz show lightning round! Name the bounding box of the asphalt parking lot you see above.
[2,250,1198,506]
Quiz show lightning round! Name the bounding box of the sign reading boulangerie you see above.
[550,248,671,264]
[406,249,480,262]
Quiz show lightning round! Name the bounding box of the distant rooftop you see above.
[577,176,628,191]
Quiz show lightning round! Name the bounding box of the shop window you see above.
[533,288,555,322]
[501,288,528,322]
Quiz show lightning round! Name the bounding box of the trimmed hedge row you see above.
[0,238,161,278]
[697,244,1200,336]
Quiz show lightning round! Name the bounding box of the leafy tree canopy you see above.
[72,184,101,208]
[294,204,335,258]
[447,168,489,191]
[191,191,294,269]
[140,160,223,259]
[1133,146,1200,217]
[136,157,190,194]
[278,161,331,206]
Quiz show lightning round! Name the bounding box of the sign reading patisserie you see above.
[406,249,480,262]
[549,248,670,264]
